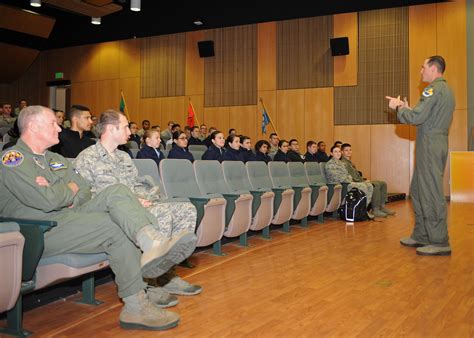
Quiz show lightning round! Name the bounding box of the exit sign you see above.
[55,72,64,79]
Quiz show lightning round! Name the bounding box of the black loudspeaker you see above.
[197,40,215,58]
[330,37,349,56]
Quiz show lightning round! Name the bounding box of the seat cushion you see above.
[39,253,108,268]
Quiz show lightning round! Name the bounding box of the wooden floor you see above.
[5,200,474,337]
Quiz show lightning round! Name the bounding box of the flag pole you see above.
[188,97,201,127]
[259,97,278,135]
[120,90,131,120]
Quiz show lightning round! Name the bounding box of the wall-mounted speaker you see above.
[197,40,215,58]
[330,37,349,56]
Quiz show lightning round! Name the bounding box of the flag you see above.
[262,107,270,134]
[187,103,195,128]
[119,95,126,113]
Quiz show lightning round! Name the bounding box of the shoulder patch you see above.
[2,150,24,167]
[422,87,434,98]
[49,161,67,171]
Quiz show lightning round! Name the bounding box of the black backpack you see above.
[338,188,368,222]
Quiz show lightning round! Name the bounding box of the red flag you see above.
[187,103,195,128]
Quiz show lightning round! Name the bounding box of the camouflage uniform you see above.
[74,142,196,239]
[324,157,373,204]
[0,114,16,128]
[341,157,387,208]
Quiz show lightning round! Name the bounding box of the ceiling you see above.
[1,0,446,51]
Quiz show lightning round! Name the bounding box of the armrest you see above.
[0,217,57,233]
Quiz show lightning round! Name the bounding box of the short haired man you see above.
[1,106,195,330]
[0,103,15,128]
[204,127,217,148]
[160,121,174,145]
[188,126,204,145]
[137,119,151,138]
[128,121,141,147]
[315,141,329,162]
[74,110,201,298]
[53,105,95,158]
[199,124,208,141]
[268,133,279,154]
[386,55,455,256]
[304,141,318,162]
[287,139,305,162]
[14,99,28,117]
[340,143,395,217]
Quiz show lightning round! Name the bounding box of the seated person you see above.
[160,121,173,145]
[0,102,16,128]
[165,124,181,149]
[287,139,305,162]
[54,109,65,129]
[315,141,330,162]
[1,106,196,331]
[222,134,245,161]
[136,130,165,167]
[254,140,272,163]
[137,119,151,138]
[167,131,195,162]
[228,128,237,137]
[128,121,141,147]
[199,124,208,141]
[340,143,395,217]
[328,141,343,160]
[52,105,95,158]
[268,133,279,154]
[273,140,291,163]
[202,130,226,162]
[188,126,205,146]
[324,145,374,212]
[239,136,256,162]
[74,110,201,300]
[204,127,217,148]
[304,141,318,162]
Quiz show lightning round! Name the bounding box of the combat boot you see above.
[416,245,451,256]
[146,286,179,308]
[138,226,197,278]
[400,237,426,248]
[160,275,202,296]
[380,206,396,215]
[372,207,388,218]
[120,290,180,330]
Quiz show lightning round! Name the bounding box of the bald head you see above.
[19,105,61,153]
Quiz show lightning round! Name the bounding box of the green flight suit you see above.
[0,139,160,298]
[397,77,455,246]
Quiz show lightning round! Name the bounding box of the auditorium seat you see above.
[126,141,139,149]
[306,162,343,213]
[188,145,208,152]
[0,217,109,337]
[189,150,204,160]
[194,160,253,246]
[222,161,274,239]
[130,148,139,158]
[159,159,226,254]
[268,162,311,227]
[133,158,165,193]
[288,162,327,221]
[246,161,294,232]
[0,222,24,315]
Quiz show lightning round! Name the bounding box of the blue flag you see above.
[262,108,270,134]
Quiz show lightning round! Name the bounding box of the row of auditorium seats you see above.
[0,159,345,336]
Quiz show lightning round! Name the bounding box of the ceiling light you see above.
[30,0,41,7]
[193,19,203,26]
[130,0,141,11]
[91,17,101,25]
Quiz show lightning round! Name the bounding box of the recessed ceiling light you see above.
[91,17,101,25]
[193,19,203,26]
[30,0,41,7]
[131,0,141,11]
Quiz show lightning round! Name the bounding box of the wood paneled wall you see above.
[0,1,468,196]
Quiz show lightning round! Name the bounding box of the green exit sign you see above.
[55,72,64,79]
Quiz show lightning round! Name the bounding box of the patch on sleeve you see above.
[2,150,24,167]
[49,161,67,171]
[422,87,434,98]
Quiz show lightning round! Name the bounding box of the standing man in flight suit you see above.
[386,55,455,256]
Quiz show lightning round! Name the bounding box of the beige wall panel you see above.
[139,98,161,125]
[444,109,468,194]
[333,13,358,86]
[96,79,120,114]
[334,125,371,180]
[161,96,186,126]
[185,31,205,96]
[98,41,120,80]
[370,124,411,194]
[276,89,305,142]
[436,0,467,110]
[229,105,258,142]
[71,81,98,114]
[304,87,334,145]
[119,39,140,79]
[74,44,101,83]
[257,22,276,91]
[257,90,277,140]
[119,77,140,118]
[203,106,230,132]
